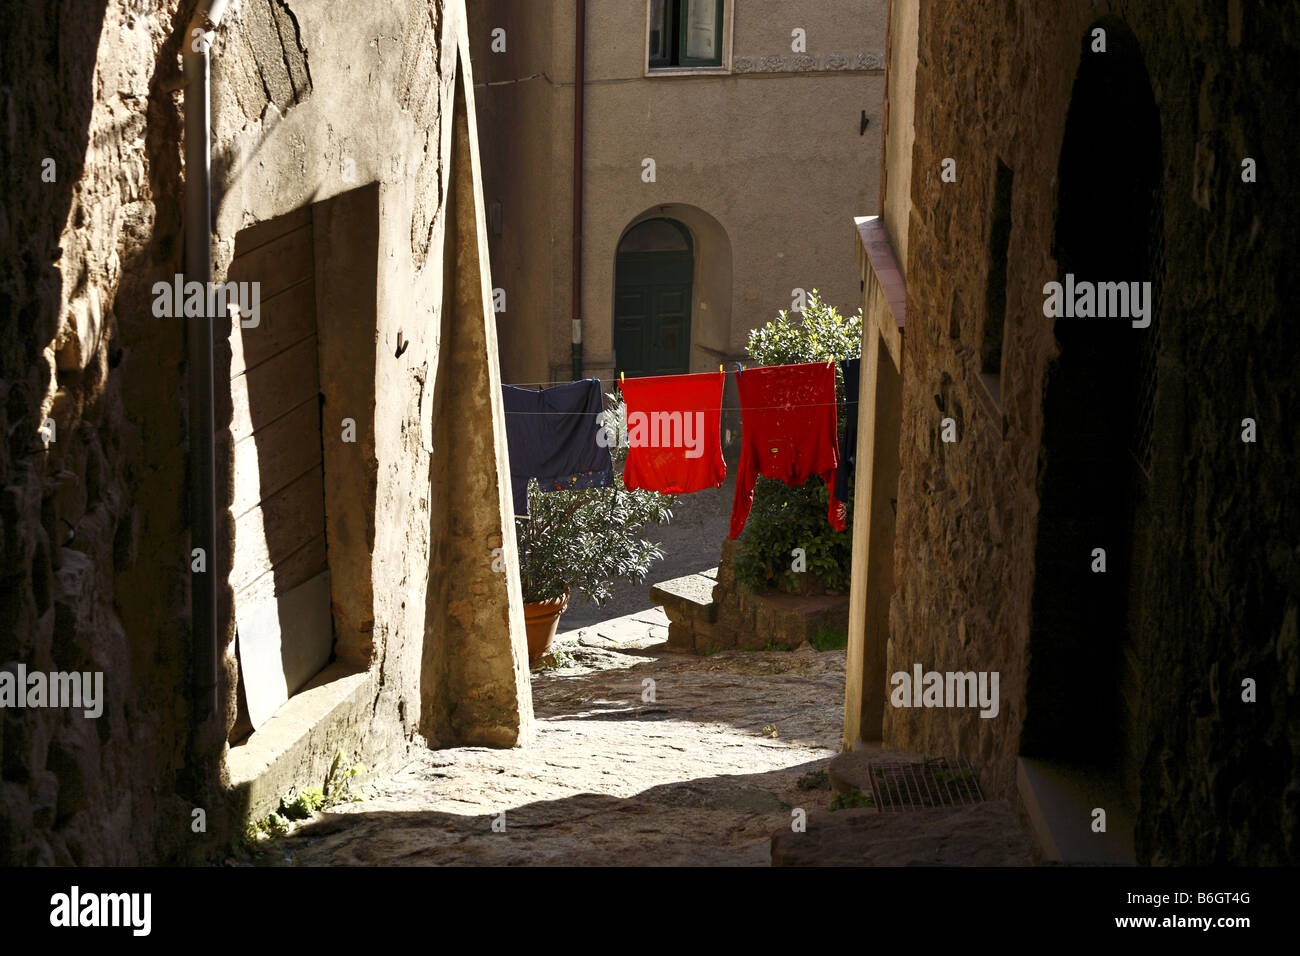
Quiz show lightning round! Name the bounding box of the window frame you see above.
[645,0,732,76]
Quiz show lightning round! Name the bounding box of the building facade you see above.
[843,0,1298,865]
[467,0,888,386]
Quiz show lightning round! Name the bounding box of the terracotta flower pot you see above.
[523,590,570,662]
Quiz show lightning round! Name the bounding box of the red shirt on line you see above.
[620,370,726,494]
[729,361,846,539]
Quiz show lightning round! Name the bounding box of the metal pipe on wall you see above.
[182,0,230,726]
[571,0,586,380]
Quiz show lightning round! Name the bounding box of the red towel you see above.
[620,371,726,494]
[729,361,845,539]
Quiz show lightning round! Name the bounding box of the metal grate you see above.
[867,758,985,812]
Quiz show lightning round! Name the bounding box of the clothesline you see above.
[502,359,860,538]
[501,361,846,391]
[504,378,617,388]
[503,400,849,415]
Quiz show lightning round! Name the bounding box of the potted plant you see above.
[515,396,675,662]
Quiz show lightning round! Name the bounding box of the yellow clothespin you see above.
[619,371,624,385]
[719,364,723,373]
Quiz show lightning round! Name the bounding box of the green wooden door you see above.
[614,219,693,377]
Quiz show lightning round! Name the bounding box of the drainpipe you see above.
[571,0,585,380]
[182,0,230,726]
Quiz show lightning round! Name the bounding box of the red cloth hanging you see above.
[729,361,846,539]
[620,370,726,494]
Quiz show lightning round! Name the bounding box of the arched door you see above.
[613,218,693,377]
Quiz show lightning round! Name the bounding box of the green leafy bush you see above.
[515,395,675,604]
[734,291,862,595]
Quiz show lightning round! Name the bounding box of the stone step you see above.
[650,570,719,624]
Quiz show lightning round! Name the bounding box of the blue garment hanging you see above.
[502,378,614,516]
[833,358,861,504]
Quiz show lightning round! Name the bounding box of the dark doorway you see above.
[1021,18,1162,785]
[613,218,693,377]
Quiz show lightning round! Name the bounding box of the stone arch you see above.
[612,203,733,375]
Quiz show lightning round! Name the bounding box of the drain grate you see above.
[867,758,984,812]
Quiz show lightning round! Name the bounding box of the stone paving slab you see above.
[771,801,1034,866]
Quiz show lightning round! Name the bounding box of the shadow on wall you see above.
[1022,18,1162,786]
[219,185,380,743]
[1,2,214,862]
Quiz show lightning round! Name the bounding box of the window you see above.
[649,0,724,70]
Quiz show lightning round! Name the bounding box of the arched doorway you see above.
[1021,17,1163,803]
[613,217,693,377]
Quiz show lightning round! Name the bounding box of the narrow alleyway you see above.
[260,612,845,866]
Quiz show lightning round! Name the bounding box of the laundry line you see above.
[501,400,849,415]
[501,359,845,391]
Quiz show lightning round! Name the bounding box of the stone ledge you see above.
[1016,757,1136,864]
[650,571,718,623]
[226,661,374,822]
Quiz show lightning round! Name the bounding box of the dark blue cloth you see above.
[502,378,614,516]
[834,358,860,504]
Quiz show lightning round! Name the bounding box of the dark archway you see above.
[1021,18,1163,790]
[613,217,694,377]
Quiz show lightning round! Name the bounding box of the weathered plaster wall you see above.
[469,0,886,385]
[883,0,1299,864]
[210,0,531,768]
[465,0,557,386]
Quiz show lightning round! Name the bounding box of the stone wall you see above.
[1,0,200,864]
[1,0,529,864]
[884,0,1299,864]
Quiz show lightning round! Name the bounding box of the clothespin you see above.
[737,362,743,377]
[719,364,723,373]
[620,371,624,385]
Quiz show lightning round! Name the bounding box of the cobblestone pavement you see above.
[262,611,846,866]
